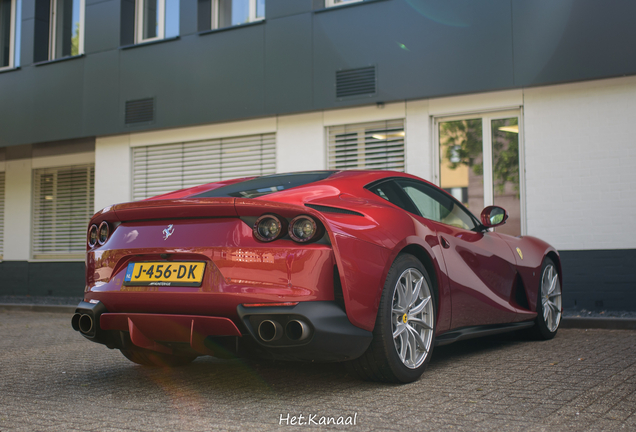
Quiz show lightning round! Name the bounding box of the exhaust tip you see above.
[71,313,81,331]
[78,314,94,334]
[258,320,282,342]
[286,320,310,341]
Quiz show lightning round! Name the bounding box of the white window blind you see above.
[32,165,95,259]
[0,171,5,259]
[132,133,276,201]
[327,119,405,171]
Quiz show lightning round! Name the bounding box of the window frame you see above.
[211,0,264,30]
[327,119,405,171]
[0,0,17,70]
[47,0,85,60]
[136,0,165,43]
[433,109,526,235]
[31,164,95,261]
[325,0,363,7]
[131,132,276,201]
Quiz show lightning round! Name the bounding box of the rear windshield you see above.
[193,171,337,199]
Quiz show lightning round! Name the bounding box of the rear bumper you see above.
[237,302,372,362]
[72,300,372,362]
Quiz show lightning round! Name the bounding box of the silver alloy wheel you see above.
[391,268,434,369]
[541,263,562,332]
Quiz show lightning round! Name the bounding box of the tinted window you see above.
[367,181,417,214]
[396,180,477,230]
[194,171,337,198]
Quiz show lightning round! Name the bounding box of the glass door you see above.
[436,110,524,236]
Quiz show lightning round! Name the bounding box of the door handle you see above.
[440,236,450,249]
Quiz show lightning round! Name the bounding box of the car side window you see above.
[367,181,418,214]
[396,180,477,230]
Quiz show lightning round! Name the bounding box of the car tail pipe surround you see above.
[71,300,108,340]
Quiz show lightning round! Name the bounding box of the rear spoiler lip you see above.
[88,197,326,226]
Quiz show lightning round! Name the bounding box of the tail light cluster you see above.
[253,214,324,244]
[87,221,110,248]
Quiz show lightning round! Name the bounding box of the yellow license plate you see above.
[123,262,206,287]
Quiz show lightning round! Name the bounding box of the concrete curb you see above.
[1,303,635,330]
[561,317,636,330]
[0,304,76,314]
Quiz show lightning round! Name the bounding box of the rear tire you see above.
[347,254,436,383]
[529,257,562,340]
[120,348,197,367]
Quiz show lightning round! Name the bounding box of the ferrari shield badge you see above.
[516,247,523,260]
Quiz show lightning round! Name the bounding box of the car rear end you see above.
[71,195,371,362]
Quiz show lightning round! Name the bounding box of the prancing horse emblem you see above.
[163,224,174,240]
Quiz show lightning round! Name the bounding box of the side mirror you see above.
[480,206,508,228]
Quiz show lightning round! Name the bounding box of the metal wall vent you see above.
[125,98,155,125]
[336,66,376,99]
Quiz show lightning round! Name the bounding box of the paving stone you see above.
[1,311,636,431]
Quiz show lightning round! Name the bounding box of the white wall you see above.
[87,79,635,253]
[95,135,132,212]
[3,157,32,260]
[524,76,636,250]
[277,112,324,173]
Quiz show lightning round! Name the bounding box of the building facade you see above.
[0,0,635,309]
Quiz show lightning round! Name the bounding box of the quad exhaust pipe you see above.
[257,319,310,342]
[258,320,283,342]
[286,320,310,341]
[71,313,95,335]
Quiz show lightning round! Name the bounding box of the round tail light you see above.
[253,215,285,242]
[98,221,110,245]
[289,216,321,243]
[88,225,98,248]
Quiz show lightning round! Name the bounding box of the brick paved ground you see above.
[1,310,635,431]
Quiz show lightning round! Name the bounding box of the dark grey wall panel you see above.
[0,67,35,146]
[267,0,314,19]
[312,0,514,109]
[85,0,121,54]
[18,17,34,67]
[31,59,86,141]
[560,249,636,311]
[3,0,636,147]
[21,0,34,19]
[81,50,121,136]
[0,261,85,297]
[180,0,198,36]
[118,24,265,132]
[0,262,29,295]
[265,13,313,114]
[512,0,636,87]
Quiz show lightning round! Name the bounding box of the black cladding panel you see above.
[265,13,313,113]
[512,0,636,86]
[312,0,514,108]
[84,0,121,54]
[2,0,636,147]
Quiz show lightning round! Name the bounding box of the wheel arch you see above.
[546,250,563,286]
[395,242,450,333]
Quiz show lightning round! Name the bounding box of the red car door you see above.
[394,179,519,329]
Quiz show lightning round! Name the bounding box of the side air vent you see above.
[305,204,364,216]
[125,98,155,125]
[336,66,376,99]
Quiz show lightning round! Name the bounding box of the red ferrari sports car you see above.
[72,170,562,383]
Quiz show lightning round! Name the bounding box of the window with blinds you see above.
[32,165,95,259]
[0,171,4,259]
[132,133,276,201]
[327,119,405,171]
